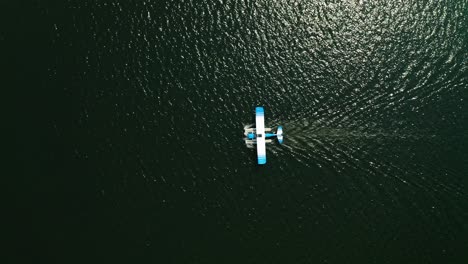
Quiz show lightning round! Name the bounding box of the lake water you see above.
[11,0,468,263]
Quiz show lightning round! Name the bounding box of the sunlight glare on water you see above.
[32,0,468,262]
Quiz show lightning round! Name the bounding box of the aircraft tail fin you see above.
[277,126,283,144]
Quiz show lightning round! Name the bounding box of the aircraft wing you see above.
[255,107,266,164]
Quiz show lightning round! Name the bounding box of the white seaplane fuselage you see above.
[243,107,283,165]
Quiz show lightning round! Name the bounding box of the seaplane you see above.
[244,106,283,165]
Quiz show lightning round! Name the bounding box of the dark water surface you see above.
[10,0,468,263]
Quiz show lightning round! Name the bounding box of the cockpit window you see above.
[257,134,262,137]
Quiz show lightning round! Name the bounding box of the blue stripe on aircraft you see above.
[258,155,266,164]
[255,107,264,116]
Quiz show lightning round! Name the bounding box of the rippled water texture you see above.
[25,0,468,263]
